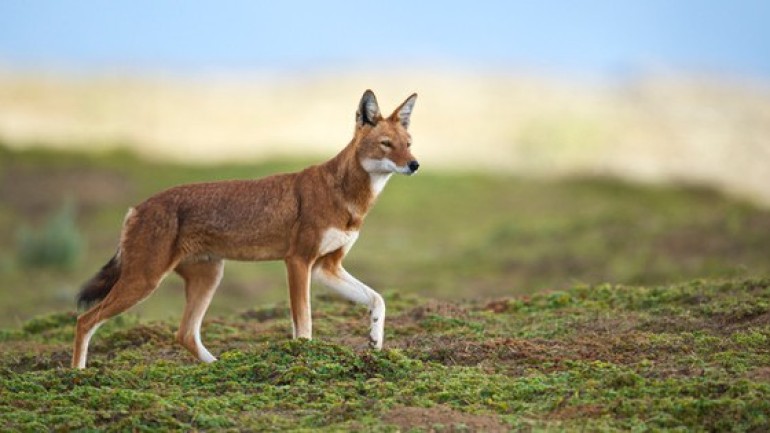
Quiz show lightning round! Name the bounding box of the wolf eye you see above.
[406,141,412,148]
[379,139,393,148]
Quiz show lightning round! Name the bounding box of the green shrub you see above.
[16,201,84,270]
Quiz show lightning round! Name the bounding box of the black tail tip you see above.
[76,254,121,310]
[76,291,103,310]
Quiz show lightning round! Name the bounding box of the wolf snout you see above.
[408,160,420,174]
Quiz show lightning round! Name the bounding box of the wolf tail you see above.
[76,252,121,309]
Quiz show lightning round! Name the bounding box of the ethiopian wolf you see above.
[72,90,419,368]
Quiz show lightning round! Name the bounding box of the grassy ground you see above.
[1,146,770,430]
[2,277,770,431]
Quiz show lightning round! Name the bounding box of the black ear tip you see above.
[362,90,379,105]
[359,90,378,106]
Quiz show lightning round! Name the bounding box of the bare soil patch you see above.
[407,301,470,321]
[382,405,508,432]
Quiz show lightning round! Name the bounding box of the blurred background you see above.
[1,1,770,326]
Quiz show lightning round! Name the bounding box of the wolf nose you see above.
[408,160,420,173]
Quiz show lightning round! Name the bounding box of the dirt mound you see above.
[93,323,173,351]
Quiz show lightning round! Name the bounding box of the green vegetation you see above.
[1,145,770,430]
[15,200,84,270]
[2,278,770,431]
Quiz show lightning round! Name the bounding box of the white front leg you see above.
[312,266,385,349]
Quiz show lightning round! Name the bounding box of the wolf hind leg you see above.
[72,271,167,368]
[72,205,180,369]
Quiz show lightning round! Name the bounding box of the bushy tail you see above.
[77,252,121,309]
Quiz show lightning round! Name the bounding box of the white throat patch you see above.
[319,228,359,256]
[369,172,392,197]
[361,157,407,196]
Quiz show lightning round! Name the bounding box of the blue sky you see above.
[1,1,769,77]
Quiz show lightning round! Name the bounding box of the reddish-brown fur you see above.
[72,90,418,368]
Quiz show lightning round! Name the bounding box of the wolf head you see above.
[354,90,419,176]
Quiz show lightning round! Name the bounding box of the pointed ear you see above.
[390,93,417,129]
[356,89,382,127]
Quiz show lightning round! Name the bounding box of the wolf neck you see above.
[369,172,392,197]
[325,143,391,218]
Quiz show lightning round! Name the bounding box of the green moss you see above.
[732,330,769,349]
[21,311,77,334]
[2,278,770,431]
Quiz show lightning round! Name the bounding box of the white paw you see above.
[198,347,217,363]
[369,321,384,350]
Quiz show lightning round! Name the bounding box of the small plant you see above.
[16,201,84,270]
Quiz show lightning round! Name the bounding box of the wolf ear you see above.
[356,89,382,127]
[390,93,417,129]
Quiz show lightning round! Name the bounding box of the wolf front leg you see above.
[285,256,313,340]
[175,258,224,363]
[312,263,386,349]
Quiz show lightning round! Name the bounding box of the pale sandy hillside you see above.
[1,70,769,204]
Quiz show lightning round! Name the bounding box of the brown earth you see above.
[382,405,508,432]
